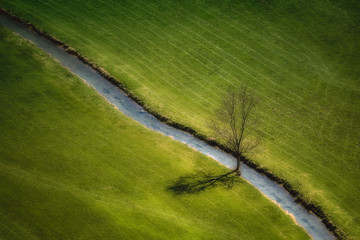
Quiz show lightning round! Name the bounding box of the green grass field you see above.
[0,26,310,239]
[0,0,359,238]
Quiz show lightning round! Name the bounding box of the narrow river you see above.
[0,14,335,240]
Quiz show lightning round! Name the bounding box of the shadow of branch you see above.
[167,171,241,195]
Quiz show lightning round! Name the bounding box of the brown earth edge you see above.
[0,8,344,239]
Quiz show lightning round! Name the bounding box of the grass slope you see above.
[0,0,359,238]
[0,26,309,239]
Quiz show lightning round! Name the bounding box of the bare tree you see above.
[210,87,260,176]
[167,87,259,195]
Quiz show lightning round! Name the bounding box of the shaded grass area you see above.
[167,171,240,195]
[0,27,309,239]
[0,0,359,238]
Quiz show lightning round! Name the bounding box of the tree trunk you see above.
[234,156,241,176]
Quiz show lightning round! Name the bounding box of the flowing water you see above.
[0,14,336,240]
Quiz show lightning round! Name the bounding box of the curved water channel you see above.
[0,14,335,240]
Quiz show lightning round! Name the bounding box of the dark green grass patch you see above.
[0,27,309,239]
[1,0,359,238]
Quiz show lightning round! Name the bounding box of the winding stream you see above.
[0,14,335,240]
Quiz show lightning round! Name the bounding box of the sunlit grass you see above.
[0,26,310,239]
[1,0,359,238]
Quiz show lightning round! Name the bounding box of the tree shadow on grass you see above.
[167,170,241,195]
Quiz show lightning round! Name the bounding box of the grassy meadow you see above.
[0,26,311,239]
[0,0,359,238]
